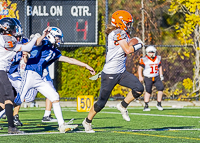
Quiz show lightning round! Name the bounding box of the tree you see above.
[168,0,200,96]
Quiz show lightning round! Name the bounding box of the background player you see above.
[82,10,144,133]
[138,46,164,111]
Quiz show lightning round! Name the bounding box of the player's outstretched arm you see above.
[58,56,96,75]
[35,26,51,46]
[17,37,37,52]
[16,27,51,52]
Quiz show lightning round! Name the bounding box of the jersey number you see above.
[150,65,158,74]
[45,51,55,62]
[116,33,122,40]
[8,41,14,47]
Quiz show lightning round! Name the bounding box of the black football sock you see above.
[86,117,92,123]
[145,102,149,108]
[0,106,4,112]
[157,102,161,106]
[5,104,14,127]
[121,100,128,108]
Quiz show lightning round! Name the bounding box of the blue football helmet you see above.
[12,18,23,37]
[46,27,63,47]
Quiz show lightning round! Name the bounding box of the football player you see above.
[0,17,49,134]
[7,18,48,126]
[10,19,57,124]
[14,27,95,133]
[82,10,144,133]
[10,18,29,126]
[40,27,64,122]
[138,46,164,111]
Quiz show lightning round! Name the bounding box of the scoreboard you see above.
[16,0,98,46]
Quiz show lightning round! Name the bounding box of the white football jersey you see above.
[0,35,22,71]
[19,56,27,76]
[139,55,161,77]
[103,29,129,74]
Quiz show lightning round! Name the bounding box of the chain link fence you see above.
[0,0,196,100]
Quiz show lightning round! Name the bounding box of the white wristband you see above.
[160,75,164,81]
[133,43,142,51]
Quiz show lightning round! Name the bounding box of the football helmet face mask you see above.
[146,46,157,58]
[46,27,63,47]
[12,18,23,42]
[0,17,17,35]
[13,18,23,36]
[111,10,134,35]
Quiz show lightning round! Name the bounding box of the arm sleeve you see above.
[0,35,5,47]
[158,61,161,68]
[139,58,145,68]
[14,37,37,52]
[158,56,162,68]
[133,43,142,51]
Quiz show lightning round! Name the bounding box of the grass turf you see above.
[0,106,199,143]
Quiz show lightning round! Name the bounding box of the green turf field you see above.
[0,106,200,143]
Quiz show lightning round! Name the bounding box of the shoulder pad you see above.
[157,55,161,61]
[42,39,51,46]
[142,56,148,63]
[3,35,17,50]
[113,29,127,41]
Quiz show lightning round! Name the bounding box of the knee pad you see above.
[132,90,142,98]
[94,103,103,113]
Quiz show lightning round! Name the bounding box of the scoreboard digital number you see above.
[16,0,98,46]
[77,95,94,112]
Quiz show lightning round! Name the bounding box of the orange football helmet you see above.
[111,10,134,34]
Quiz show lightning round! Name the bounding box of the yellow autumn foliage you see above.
[111,84,130,97]
[182,78,193,90]
[168,0,200,45]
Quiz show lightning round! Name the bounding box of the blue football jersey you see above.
[8,37,29,74]
[8,51,22,74]
[25,39,61,77]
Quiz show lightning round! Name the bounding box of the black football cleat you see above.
[13,114,23,126]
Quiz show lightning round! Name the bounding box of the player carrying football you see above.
[82,10,144,133]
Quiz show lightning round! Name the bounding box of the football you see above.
[128,38,138,46]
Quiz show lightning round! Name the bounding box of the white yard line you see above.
[16,108,200,118]
[98,111,200,118]
[0,132,60,136]
[18,106,200,111]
